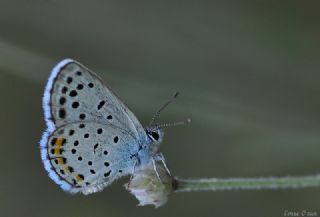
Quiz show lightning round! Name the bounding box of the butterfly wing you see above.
[41,59,147,193]
[40,122,139,194]
[42,59,146,138]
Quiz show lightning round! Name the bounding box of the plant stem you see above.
[174,175,320,192]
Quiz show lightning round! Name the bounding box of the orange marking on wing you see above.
[64,166,70,173]
[75,175,84,182]
[54,147,63,155]
[55,137,65,146]
[57,158,65,165]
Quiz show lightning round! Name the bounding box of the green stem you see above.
[174,175,320,192]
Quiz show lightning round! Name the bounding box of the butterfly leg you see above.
[152,158,161,180]
[154,153,171,176]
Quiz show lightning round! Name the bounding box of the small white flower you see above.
[125,160,175,208]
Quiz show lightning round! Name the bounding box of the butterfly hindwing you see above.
[41,122,139,194]
[42,59,146,138]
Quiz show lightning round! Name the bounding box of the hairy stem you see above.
[174,175,320,192]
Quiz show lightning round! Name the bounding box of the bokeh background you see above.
[1,1,320,216]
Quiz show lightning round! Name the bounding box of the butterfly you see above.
[40,59,170,194]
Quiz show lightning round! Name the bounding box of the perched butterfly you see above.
[40,59,182,194]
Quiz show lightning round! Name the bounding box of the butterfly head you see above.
[145,127,164,144]
[143,91,190,154]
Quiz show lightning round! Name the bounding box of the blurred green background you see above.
[1,1,320,216]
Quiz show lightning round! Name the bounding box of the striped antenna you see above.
[149,91,179,126]
[156,118,191,128]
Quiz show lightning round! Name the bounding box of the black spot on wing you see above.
[72,101,79,108]
[113,136,119,143]
[66,77,73,84]
[59,108,66,119]
[76,84,84,90]
[97,100,105,110]
[104,170,111,177]
[61,86,68,94]
[69,129,74,136]
[69,90,77,97]
[79,113,86,120]
[59,97,66,105]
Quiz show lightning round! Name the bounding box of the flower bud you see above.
[125,160,175,208]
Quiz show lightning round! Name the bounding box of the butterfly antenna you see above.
[156,118,191,128]
[149,91,179,126]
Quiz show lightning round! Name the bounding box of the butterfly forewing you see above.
[43,59,145,138]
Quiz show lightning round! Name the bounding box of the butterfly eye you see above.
[151,132,159,141]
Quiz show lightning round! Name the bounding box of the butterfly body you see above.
[40,59,164,194]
